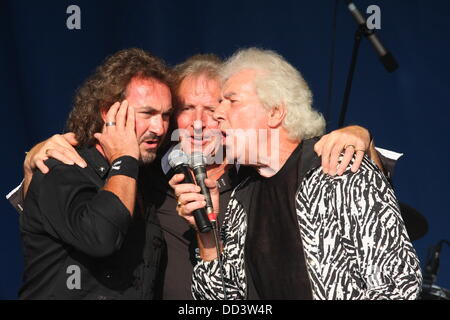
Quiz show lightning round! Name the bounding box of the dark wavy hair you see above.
[66,48,172,147]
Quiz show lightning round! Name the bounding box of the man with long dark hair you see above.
[18,48,172,299]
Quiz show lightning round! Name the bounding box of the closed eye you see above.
[204,106,216,112]
[181,105,195,112]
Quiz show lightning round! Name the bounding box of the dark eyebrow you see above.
[136,106,158,112]
[136,106,173,116]
[223,92,236,99]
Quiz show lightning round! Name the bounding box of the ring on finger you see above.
[355,149,365,153]
[105,121,116,127]
[344,144,356,150]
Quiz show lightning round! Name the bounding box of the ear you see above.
[267,104,286,128]
[100,108,108,123]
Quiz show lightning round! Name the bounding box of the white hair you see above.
[220,48,325,140]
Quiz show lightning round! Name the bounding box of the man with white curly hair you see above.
[170,47,422,300]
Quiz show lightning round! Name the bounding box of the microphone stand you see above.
[338,25,364,128]
[421,240,450,299]
[338,1,399,128]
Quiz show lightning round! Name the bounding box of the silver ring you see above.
[105,122,116,127]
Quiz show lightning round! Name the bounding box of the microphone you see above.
[347,1,398,72]
[168,149,212,233]
[189,151,228,299]
[189,152,215,221]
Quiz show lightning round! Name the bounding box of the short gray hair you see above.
[220,48,325,140]
[172,54,222,104]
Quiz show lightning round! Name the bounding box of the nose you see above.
[195,107,203,122]
[213,102,226,123]
[195,106,219,130]
[193,120,203,136]
[150,114,165,137]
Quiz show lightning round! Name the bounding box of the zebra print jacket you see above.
[192,145,422,300]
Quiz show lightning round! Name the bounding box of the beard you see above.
[138,131,163,164]
[140,149,157,164]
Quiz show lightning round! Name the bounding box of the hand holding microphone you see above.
[168,150,218,233]
[168,150,227,295]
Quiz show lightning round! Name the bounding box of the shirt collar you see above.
[77,145,110,179]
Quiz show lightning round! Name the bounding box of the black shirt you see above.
[19,146,164,300]
[245,142,313,299]
[153,164,249,299]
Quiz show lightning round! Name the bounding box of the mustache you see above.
[140,132,160,143]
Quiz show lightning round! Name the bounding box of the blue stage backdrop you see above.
[1,0,449,299]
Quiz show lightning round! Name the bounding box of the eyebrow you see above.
[136,106,158,112]
[223,92,237,99]
[180,104,195,109]
[181,104,216,109]
[137,106,173,114]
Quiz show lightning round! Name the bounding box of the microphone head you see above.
[168,149,189,169]
[380,52,399,73]
[189,152,206,169]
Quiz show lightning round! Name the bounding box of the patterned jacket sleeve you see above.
[339,157,422,299]
[192,198,248,300]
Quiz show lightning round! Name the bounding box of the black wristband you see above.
[107,156,139,180]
